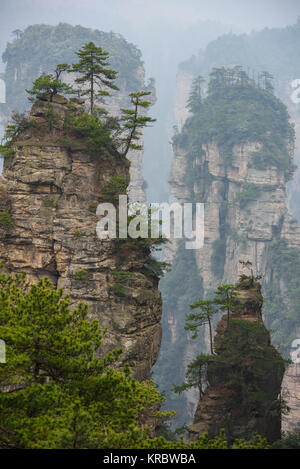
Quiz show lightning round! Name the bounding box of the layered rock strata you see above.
[0,95,162,381]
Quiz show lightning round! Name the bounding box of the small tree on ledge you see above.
[26,64,73,102]
[119,91,156,157]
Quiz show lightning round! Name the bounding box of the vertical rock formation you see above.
[281,363,300,433]
[0,24,155,204]
[188,277,285,443]
[163,68,300,430]
[0,95,162,381]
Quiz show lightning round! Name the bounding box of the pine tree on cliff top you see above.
[68,41,119,113]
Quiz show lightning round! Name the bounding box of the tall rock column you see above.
[0,95,162,381]
[188,277,285,443]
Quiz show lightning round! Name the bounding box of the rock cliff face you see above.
[165,71,300,431]
[171,139,297,291]
[0,24,155,204]
[188,277,285,443]
[0,95,162,381]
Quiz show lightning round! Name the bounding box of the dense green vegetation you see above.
[207,318,285,442]
[1,42,155,165]
[2,23,144,112]
[180,274,285,443]
[174,67,294,174]
[0,271,271,449]
[0,272,167,448]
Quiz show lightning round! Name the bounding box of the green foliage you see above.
[272,429,300,449]
[68,42,119,113]
[0,112,33,158]
[0,210,14,230]
[179,21,300,92]
[209,319,285,394]
[120,91,156,156]
[73,269,89,281]
[214,283,238,328]
[66,111,116,159]
[207,318,285,442]
[143,259,171,278]
[88,204,97,214]
[0,273,174,448]
[263,240,300,356]
[186,300,218,354]
[99,176,128,203]
[111,270,134,296]
[65,86,155,160]
[0,272,269,449]
[44,103,61,131]
[186,75,204,114]
[234,183,261,208]
[26,67,73,102]
[174,66,294,174]
[2,23,143,112]
[113,206,168,255]
[42,198,57,208]
[140,428,270,449]
[234,183,279,208]
[174,354,212,398]
[4,41,155,164]
[181,283,239,399]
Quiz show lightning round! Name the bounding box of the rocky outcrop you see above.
[282,364,300,433]
[171,139,294,290]
[188,277,285,443]
[166,68,300,431]
[0,24,156,204]
[0,95,162,381]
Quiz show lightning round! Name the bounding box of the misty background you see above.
[1,0,300,200]
[1,0,300,430]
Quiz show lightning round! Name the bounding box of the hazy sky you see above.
[1,0,300,45]
[1,0,300,28]
[1,0,300,199]
[1,0,299,74]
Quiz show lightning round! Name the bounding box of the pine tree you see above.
[214,284,238,329]
[174,354,212,398]
[119,91,156,157]
[26,64,73,102]
[185,299,217,354]
[187,76,205,114]
[68,42,119,113]
[0,273,165,448]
